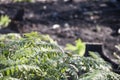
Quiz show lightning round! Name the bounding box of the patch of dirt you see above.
[0,0,120,71]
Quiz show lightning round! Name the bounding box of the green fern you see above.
[0,65,44,78]
[0,32,120,80]
[0,15,11,28]
[65,39,86,57]
[79,70,120,80]
[64,55,112,80]
[0,76,20,80]
[0,32,66,80]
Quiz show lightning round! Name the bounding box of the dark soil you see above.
[0,0,120,72]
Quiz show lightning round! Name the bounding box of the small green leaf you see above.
[65,39,85,57]
[6,69,10,76]
[0,15,11,27]
[75,39,86,57]
[65,44,76,51]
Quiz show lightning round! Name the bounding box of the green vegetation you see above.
[0,32,120,80]
[65,39,86,57]
[0,15,11,28]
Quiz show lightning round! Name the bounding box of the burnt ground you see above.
[0,0,120,72]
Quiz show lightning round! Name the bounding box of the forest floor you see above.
[0,0,120,68]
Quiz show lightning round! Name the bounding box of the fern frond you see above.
[67,56,111,72]
[64,55,113,80]
[0,65,44,79]
[0,76,20,80]
[0,32,120,80]
[79,69,120,80]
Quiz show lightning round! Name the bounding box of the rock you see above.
[52,24,60,29]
